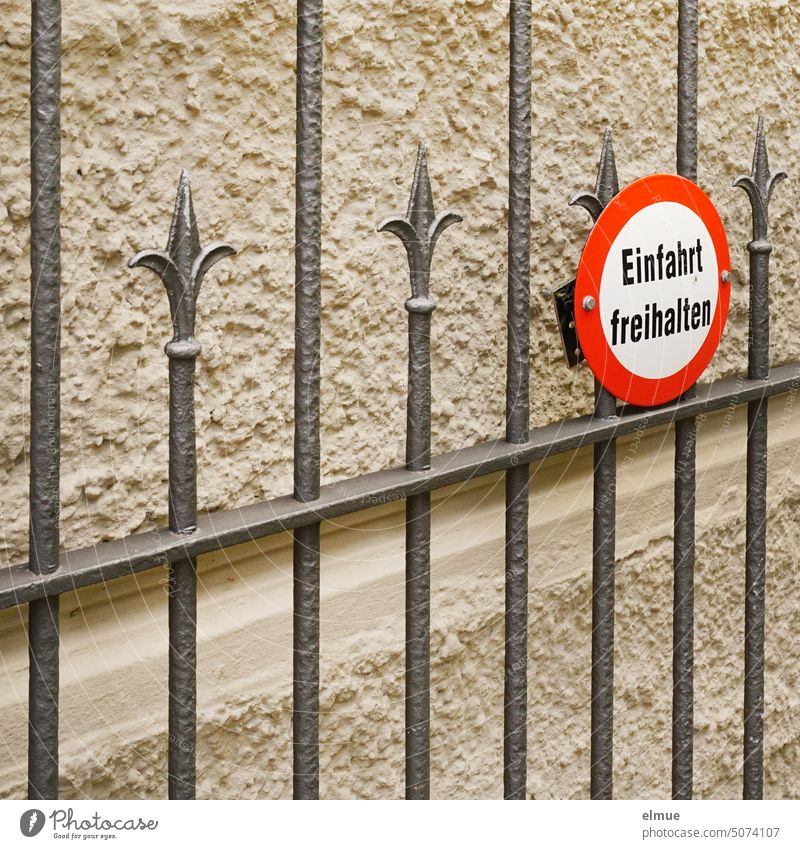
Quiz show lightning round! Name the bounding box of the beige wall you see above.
[0,0,799,564]
[1,0,800,799]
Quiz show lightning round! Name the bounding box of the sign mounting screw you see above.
[721,270,731,285]
[582,295,596,311]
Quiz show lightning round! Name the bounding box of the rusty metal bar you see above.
[293,0,323,799]
[672,0,699,800]
[129,171,234,799]
[3,364,797,613]
[571,128,620,799]
[27,0,62,801]
[735,117,786,800]
[504,0,532,801]
[380,143,461,799]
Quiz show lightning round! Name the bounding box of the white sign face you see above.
[598,201,719,381]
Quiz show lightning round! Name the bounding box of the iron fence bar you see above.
[404,330,432,807]
[2,365,797,612]
[572,128,620,799]
[405,485,431,799]
[293,0,323,799]
[672,416,696,799]
[293,522,320,798]
[504,0,532,801]
[735,117,786,800]
[589,429,616,801]
[129,171,234,799]
[166,334,200,799]
[27,596,59,799]
[380,144,461,799]
[676,0,698,181]
[27,0,62,801]
[167,556,197,798]
[672,0,699,801]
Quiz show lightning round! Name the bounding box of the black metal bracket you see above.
[551,279,583,368]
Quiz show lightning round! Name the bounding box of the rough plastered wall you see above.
[0,0,800,799]
[0,0,798,562]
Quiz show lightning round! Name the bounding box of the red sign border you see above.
[575,174,731,407]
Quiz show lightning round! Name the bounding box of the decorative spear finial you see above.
[127,170,235,801]
[734,116,787,243]
[129,169,235,357]
[570,127,620,223]
[567,127,620,419]
[377,143,462,800]
[128,169,235,536]
[378,143,462,307]
[734,116,787,802]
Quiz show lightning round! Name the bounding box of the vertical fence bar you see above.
[676,0,698,182]
[590,406,616,801]
[130,172,234,799]
[672,0,698,800]
[400,246,443,797]
[734,118,785,800]
[28,0,62,801]
[672,414,696,800]
[293,0,323,800]
[380,145,461,799]
[571,129,620,799]
[504,0,532,801]
[405,281,433,800]
[166,337,199,800]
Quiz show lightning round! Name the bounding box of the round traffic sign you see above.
[575,174,731,407]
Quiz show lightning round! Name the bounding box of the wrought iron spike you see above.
[129,171,235,796]
[733,116,787,801]
[407,142,435,238]
[378,142,462,302]
[129,169,235,351]
[570,127,620,223]
[379,142,462,799]
[734,116,787,242]
[559,129,621,377]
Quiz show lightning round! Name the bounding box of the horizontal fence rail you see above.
[3,363,798,614]
[4,0,792,802]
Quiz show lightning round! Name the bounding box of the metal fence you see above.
[2,0,794,800]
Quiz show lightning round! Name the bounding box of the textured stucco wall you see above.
[1,0,800,799]
[0,0,798,563]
